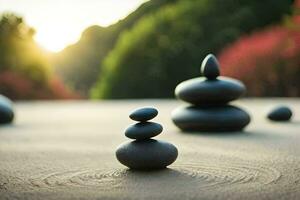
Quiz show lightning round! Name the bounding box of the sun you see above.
[24,0,148,52]
[34,30,80,53]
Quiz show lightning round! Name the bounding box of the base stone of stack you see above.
[172,105,250,132]
[116,139,178,170]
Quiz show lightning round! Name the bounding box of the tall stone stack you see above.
[172,54,251,132]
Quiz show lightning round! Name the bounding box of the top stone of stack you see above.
[175,54,246,105]
[201,54,220,79]
[129,107,158,122]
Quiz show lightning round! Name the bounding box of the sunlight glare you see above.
[35,28,80,52]
[0,0,147,52]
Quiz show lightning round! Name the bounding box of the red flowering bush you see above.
[0,70,79,100]
[0,13,79,100]
[219,2,300,96]
[47,78,80,100]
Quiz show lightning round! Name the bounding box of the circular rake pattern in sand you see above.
[288,167,300,193]
[295,168,300,184]
[0,175,9,190]
[28,161,282,190]
[29,168,127,188]
[173,160,282,189]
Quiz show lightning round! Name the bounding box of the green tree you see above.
[0,13,50,83]
[53,0,179,96]
[0,13,76,100]
[92,0,293,98]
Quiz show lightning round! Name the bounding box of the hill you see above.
[92,0,293,98]
[53,0,178,96]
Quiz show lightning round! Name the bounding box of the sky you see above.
[0,0,147,52]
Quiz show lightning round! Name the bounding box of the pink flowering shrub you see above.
[218,3,300,96]
[0,70,79,100]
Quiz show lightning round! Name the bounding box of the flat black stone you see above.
[175,77,245,105]
[201,54,220,79]
[267,106,292,121]
[125,122,163,140]
[0,95,14,124]
[115,139,178,170]
[171,105,251,132]
[129,107,158,122]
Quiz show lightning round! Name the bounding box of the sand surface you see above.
[0,99,300,200]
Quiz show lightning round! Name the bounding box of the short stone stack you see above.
[172,54,251,132]
[116,107,178,170]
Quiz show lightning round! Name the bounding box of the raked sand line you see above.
[27,160,282,190]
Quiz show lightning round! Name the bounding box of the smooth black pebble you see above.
[0,95,14,124]
[129,107,158,122]
[116,139,178,170]
[175,77,245,105]
[267,106,292,121]
[201,54,220,79]
[172,105,250,132]
[125,122,163,140]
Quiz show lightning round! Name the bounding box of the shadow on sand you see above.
[176,128,288,141]
[118,167,201,187]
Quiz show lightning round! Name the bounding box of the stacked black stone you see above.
[116,107,178,170]
[0,94,14,124]
[172,54,251,132]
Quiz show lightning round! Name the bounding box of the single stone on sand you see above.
[267,106,292,121]
[0,94,14,124]
[172,53,250,132]
[116,107,178,170]
[129,107,158,122]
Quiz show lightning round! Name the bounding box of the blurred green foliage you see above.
[0,13,76,100]
[0,13,50,83]
[91,0,293,98]
[53,0,178,96]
